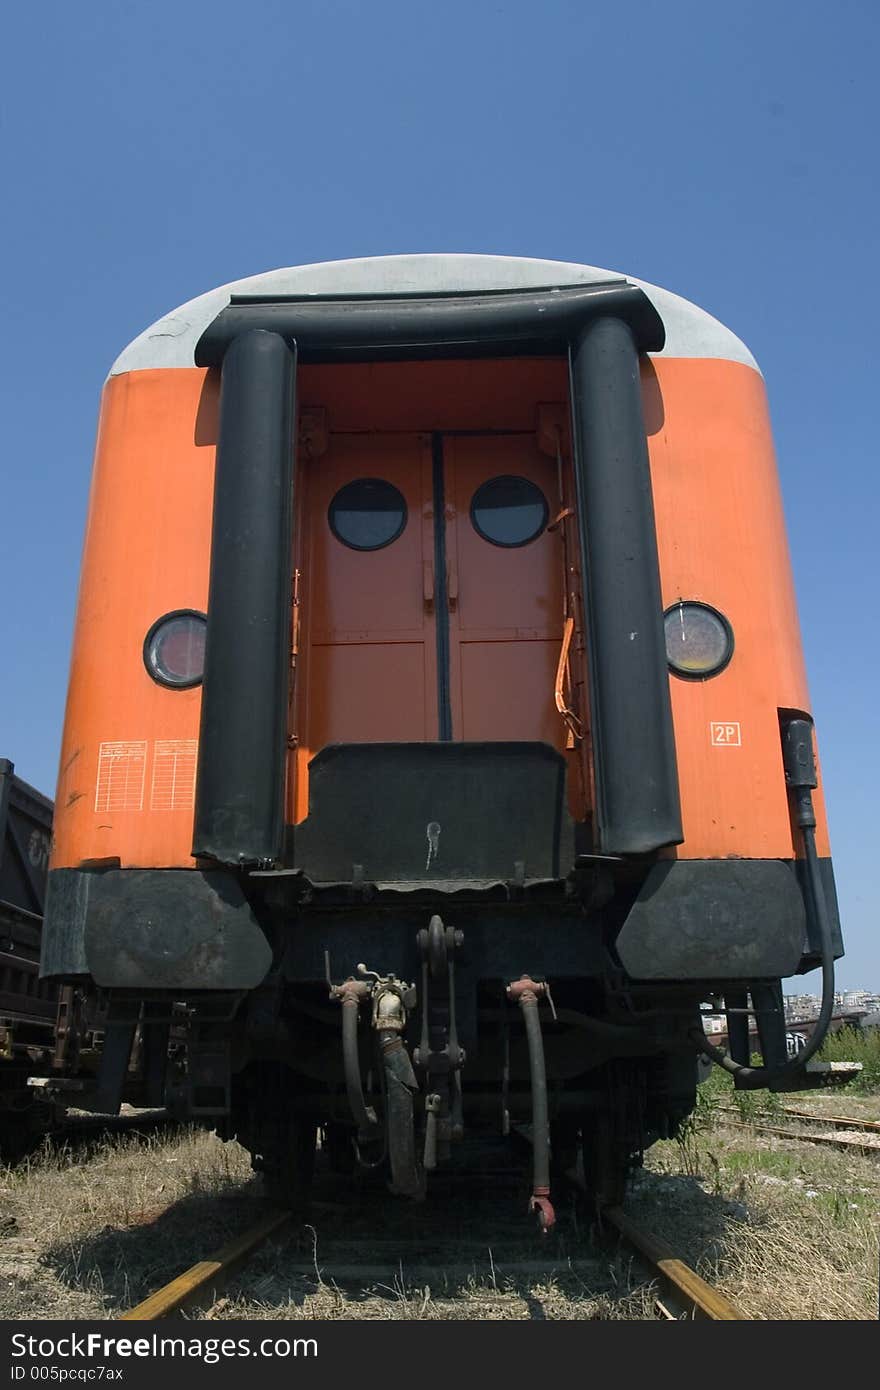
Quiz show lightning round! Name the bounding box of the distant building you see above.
[698,987,880,1052]
[784,994,820,1022]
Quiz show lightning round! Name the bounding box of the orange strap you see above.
[555,616,584,744]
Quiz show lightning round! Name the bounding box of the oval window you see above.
[328,478,407,551]
[470,475,549,548]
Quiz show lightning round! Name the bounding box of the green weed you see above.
[818,1026,880,1093]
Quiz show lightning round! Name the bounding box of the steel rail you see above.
[722,1117,880,1155]
[718,1104,880,1134]
[600,1205,745,1320]
[515,1123,748,1319]
[780,1107,880,1134]
[118,1208,293,1320]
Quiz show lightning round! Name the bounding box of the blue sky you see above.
[1,1,877,987]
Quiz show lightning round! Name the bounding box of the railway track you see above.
[724,1119,880,1155]
[779,1108,880,1134]
[119,1208,294,1321]
[61,1104,880,1319]
[719,1105,880,1134]
[717,1106,880,1155]
[118,1158,745,1321]
[600,1205,742,1320]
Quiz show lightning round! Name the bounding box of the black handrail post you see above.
[193,329,296,865]
[569,316,682,854]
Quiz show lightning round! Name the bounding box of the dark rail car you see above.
[0,759,56,1154]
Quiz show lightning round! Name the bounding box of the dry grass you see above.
[631,1129,879,1320]
[0,1127,255,1318]
[0,1093,877,1321]
[211,1274,660,1321]
[204,1211,661,1321]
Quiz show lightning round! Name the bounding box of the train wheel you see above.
[257,1117,317,1212]
[581,1113,628,1211]
[321,1122,357,1175]
[550,1119,580,1189]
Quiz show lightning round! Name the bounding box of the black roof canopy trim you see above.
[194,282,665,367]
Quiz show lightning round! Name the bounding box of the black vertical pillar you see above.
[569,316,682,854]
[752,981,789,1068]
[193,329,296,865]
[724,988,751,1066]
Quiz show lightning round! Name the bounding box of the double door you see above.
[294,430,572,810]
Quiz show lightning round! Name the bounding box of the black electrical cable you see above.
[690,820,835,1089]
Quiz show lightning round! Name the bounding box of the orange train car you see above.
[41,255,844,1218]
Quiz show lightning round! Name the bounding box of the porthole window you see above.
[143,610,207,689]
[470,475,549,548]
[664,601,734,680]
[328,478,407,551]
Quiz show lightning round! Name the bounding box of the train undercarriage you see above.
[46,886,748,1226]
[42,728,844,1222]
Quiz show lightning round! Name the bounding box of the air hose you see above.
[336,983,379,1135]
[507,976,555,1231]
[690,718,835,1090]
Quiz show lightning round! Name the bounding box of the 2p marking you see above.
[710,721,741,747]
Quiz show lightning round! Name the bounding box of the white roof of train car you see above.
[110,253,759,377]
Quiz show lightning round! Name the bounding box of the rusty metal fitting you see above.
[329,978,372,1005]
[529,1190,556,1233]
[506,975,548,1005]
